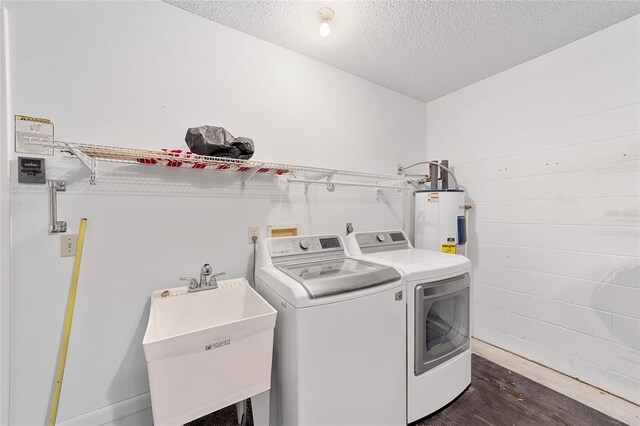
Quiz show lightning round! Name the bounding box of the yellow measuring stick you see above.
[48,218,87,426]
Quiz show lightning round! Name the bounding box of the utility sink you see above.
[143,278,277,426]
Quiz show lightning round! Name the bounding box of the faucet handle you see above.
[180,277,199,289]
[209,271,226,286]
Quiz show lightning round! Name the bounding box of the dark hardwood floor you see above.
[188,354,626,426]
[414,355,625,426]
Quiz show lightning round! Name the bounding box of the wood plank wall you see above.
[425,15,640,403]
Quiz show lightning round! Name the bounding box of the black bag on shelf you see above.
[185,126,255,159]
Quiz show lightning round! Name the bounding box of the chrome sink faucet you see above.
[181,264,226,293]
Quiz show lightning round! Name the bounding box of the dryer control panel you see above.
[354,231,410,253]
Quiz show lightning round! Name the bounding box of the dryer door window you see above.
[415,274,470,375]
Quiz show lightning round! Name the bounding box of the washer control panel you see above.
[269,235,344,257]
[355,231,409,253]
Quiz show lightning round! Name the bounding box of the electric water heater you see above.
[414,189,467,255]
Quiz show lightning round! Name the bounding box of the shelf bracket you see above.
[326,174,335,192]
[67,145,97,185]
[305,171,336,182]
[241,164,265,189]
[48,179,67,233]
[313,171,337,192]
[298,171,335,193]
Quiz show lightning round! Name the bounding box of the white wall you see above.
[1,6,13,426]
[426,15,640,403]
[1,1,426,424]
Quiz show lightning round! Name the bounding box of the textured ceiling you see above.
[163,1,640,102]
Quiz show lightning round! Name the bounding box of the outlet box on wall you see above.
[267,224,300,238]
[248,227,259,244]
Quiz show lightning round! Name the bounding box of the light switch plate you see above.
[60,234,78,257]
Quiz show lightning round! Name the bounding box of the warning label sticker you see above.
[428,193,440,203]
[15,115,54,156]
[441,244,456,254]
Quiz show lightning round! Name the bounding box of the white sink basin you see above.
[143,278,276,426]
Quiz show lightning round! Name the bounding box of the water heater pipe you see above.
[398,161,460,190]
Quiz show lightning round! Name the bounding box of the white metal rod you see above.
[287,178,405,190]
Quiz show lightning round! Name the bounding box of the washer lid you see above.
[277,258,401,299]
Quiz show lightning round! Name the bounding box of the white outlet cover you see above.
[60,234,78,257]
[248,227,259,244]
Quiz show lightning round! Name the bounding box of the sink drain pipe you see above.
[48,218,88,426]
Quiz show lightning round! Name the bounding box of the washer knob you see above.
[299,239,310,250]
[376,234,386,242]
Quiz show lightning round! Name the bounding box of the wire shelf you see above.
[23,138,410,191]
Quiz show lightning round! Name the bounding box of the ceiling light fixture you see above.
[317,7,335,38]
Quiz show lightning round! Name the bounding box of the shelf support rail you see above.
[66,144,97,185]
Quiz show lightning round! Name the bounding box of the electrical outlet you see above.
[60,234,78,257]
[346,222,354,235]
[248,227,259,244]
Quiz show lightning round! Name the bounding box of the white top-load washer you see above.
[256,234,407,426]
[345,230,471,423]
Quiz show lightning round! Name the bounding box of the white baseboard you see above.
[58,393,152,426]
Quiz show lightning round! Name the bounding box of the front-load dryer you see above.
[345,230,472,423]
[256,234,407,426]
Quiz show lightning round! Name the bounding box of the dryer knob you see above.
[299,239,310,250]
[376,234,386,242]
